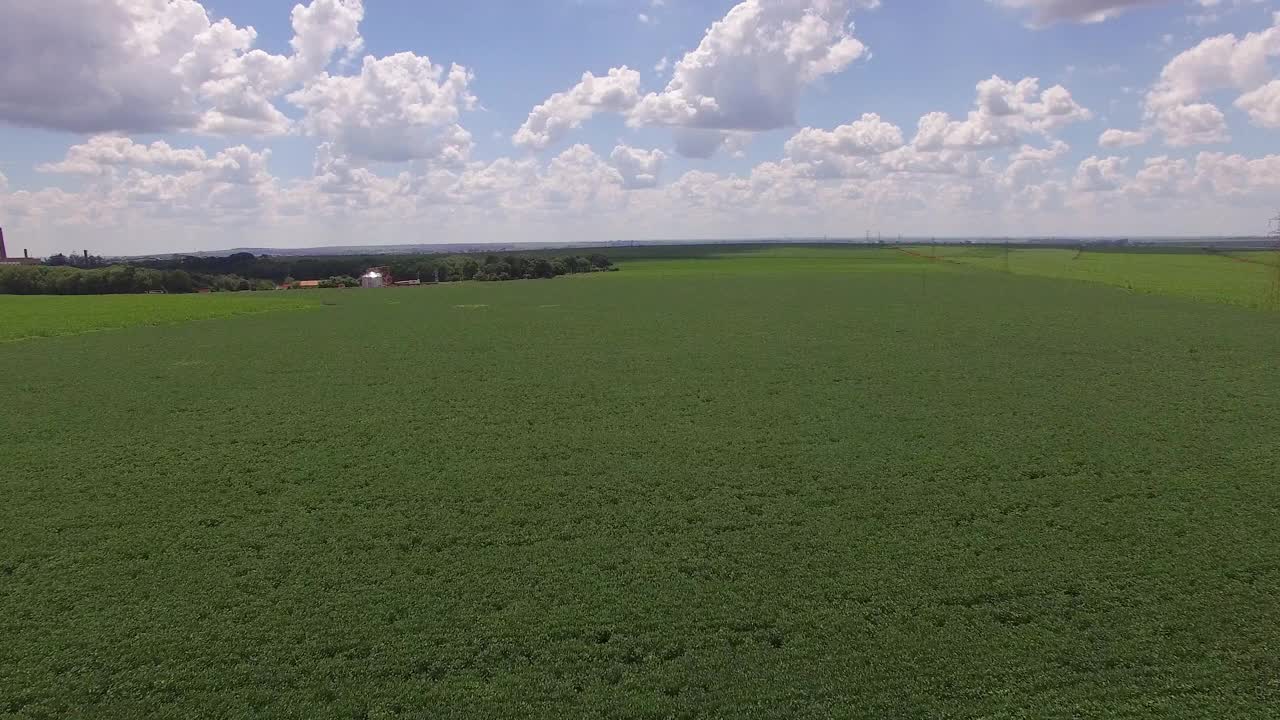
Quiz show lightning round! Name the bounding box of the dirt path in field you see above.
[894,247,965,265]
[1209,251,1280,268]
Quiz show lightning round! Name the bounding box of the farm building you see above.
[295,280,322,289]
[361,271,384,289]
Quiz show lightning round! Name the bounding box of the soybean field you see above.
[2,246,1278,718]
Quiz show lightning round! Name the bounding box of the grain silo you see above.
[360,270,384,289]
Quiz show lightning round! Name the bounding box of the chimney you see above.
[24,249,30,259]
[0,226,6,260]
[83,249,89,259]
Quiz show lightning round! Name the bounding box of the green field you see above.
[0,293,321,342]
[2,247,1279,718]
[907,244,1280,309]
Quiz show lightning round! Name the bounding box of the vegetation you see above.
[0,264,278,296]
[2,246,1278,717]
[0,293,319,342]
[900,244,1280,309]
[44,252,110,269]
[1,252,616,295]
[317,275,360,289]
[134,251,615,285]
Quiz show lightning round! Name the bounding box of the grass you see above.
[0,292,321,342]
[908,244,1280,310]
[2,247,1279,718]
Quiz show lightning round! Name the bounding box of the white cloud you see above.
[880,146,988,176]
[1154,102,1230,145]
[289,0,365,78]
[0,0,242,133]
[288,53,476,164]
[672,129,733,159]
[913,111,1019,151]
[1099,128,1150,147]
[37,135,213,175]
[1144,15,1280,145]
[13,134,279,235]
[1193,150,1280,201]
[787,113,905,157]
[1234,79,1280,127]
[1002,140,1070,189]
[629,0,872,133]
[1125,155,1190,197]
[784,113,904,177]
[513,68,643,151]
[536,145,626,211]
[1073,155,1128,191]
[991,0,1171,26]
[197,0,365,136]
[913,76,1091,151]
[0,0,365,136]
[610,145,667,189]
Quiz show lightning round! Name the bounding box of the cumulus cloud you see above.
[992,0,1171,26]
[784,113,904,177]
[37,135,275,192]
[913,76,1091,151]
[0,0,239,133]
[513,68,643,150]
[0,0,365,136]
[288,53,477,164]
[1002,140,1070,189]
[879,146,989,176]
[198,0,365,136]
[1098,128,1150,148]
[1234,79,1280,128]
[629,0,872,135]
[1193,150,1280,201]
[671,129,732,159]
[15,134,279,235]
[1144,14,1280,145]
[1151,102,1229,146]
[512,0,880,159]
[787,113,904,157]
[38,135,213,175]
[1126,155,1190,197]
[1073,155,1128,191]
[610,145,667,189]
[539,145,626,210]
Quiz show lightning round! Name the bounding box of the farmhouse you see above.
[295,280,322,289]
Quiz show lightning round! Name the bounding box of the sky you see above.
[0,0,1278,257]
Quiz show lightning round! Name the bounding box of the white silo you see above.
[361,270,384,289]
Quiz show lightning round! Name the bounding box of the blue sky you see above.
[1,0,1278,256]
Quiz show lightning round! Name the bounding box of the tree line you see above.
[135,251,615,283]
[0,265,276,295]
[0,252,615,295]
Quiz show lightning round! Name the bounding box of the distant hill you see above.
[122,236,1275,260]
